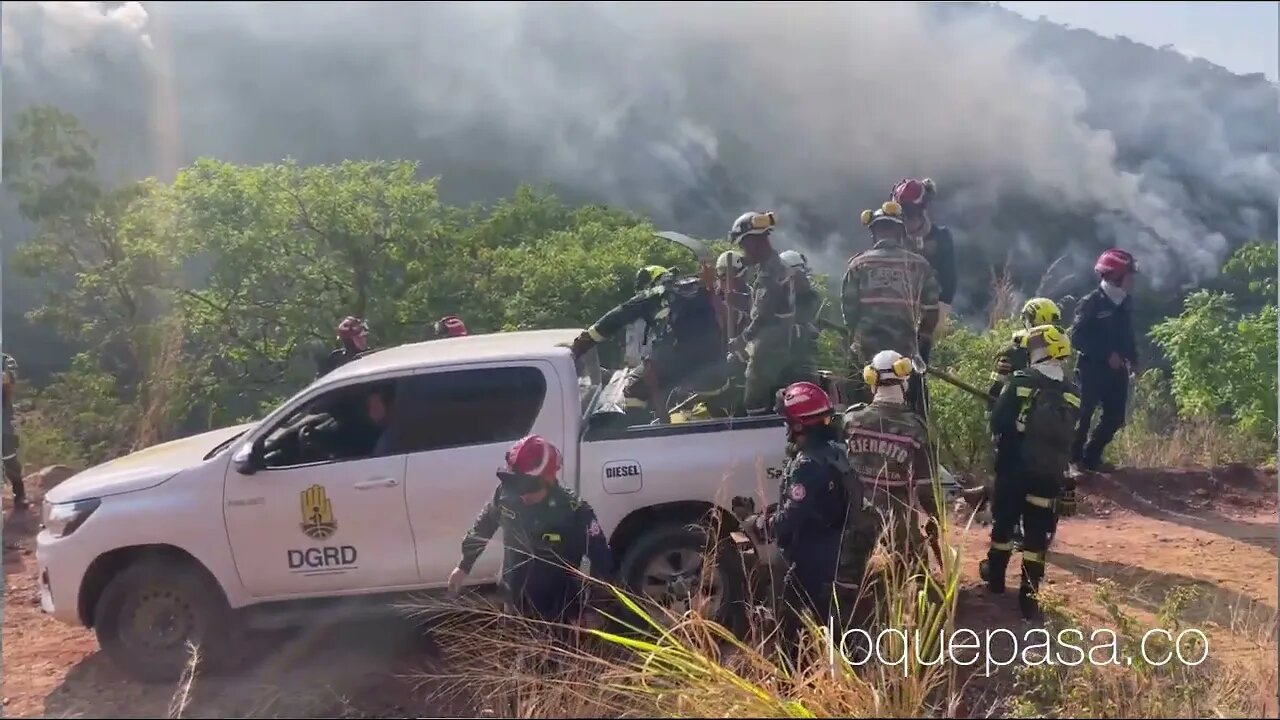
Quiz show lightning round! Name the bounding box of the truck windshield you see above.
[575,346,603,417]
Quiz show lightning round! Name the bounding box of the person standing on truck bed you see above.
[842,201,940,410]
[2,353,26,510]
[778,250,822,387]
[726,210,797,416]
[743,381,852,654]
[448,434,616,625]
[1069,248,1139,475]
[570,266,724,419]
[891,178,955,364]
[316,316,372,380]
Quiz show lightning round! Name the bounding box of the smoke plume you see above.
[3,1,1277,309]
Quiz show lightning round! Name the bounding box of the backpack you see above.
[664,278,722,361]
[1018,374,1080,475]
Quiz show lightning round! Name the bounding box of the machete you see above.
[653,231,713,264]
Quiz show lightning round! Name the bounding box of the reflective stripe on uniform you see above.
[587,326,606,342]
[1026,494,1053,509]
[1022,550,1045,564]
[1064,392,1081,408]
[989,540,1015,552]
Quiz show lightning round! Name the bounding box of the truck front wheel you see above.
[92,557,240,684]
[618,522,748,633]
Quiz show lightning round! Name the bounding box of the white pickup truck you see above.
[37,328,808,682]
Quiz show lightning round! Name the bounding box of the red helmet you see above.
[891,178,935,213]
[1094,248,1137,280]
[777,381,834,427]
[337,316,369,341]
[436,315,468,337]
[503,434,563,482]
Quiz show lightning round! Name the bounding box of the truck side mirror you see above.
[232,437,267,476]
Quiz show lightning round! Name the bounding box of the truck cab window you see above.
[381,366,547,454]
[260,379,399,468]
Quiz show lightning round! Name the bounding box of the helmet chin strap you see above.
[874,384,906,404]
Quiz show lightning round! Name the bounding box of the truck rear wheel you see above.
[619,522,748,633]
[93,557,240,684]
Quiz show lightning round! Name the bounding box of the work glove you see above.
[570,331,595,358]
[727,335,748,360]
[447,566,468,595]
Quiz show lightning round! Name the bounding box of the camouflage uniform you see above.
[579,276,724,413]
[840,241,941,404]
[836,397,932,591]
[782,268,823,386]
[459,483,615,623]
[985,368,1081,617]
[736,252,797,414]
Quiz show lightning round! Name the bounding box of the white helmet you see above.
[778,250,808,273]
[862,349,913,389]
[716,250,746,280]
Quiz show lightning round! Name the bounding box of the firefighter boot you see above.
[979,546,1011,594]
[1019,553,1046,619]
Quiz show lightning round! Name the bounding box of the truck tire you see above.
[93,556,240,684]
[618,522,748,633]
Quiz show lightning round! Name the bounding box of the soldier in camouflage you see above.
[837,349,933,601]
[726,211,797,415]
[448,435,616,624]
[841,201,941,408]
[983,325,1081,619]
[779,250,823,386]
[571,266,724,419]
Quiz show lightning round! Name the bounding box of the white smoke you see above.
[2,0,1276,299]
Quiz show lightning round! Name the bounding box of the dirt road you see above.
[3,466,1276,718]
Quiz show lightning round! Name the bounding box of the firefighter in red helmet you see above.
[743,381,854,650]
[316,316,371,379]
[1068,248,1139,474]
[433,315,468,339]
[449,434,615,624]
[890,177,956,364]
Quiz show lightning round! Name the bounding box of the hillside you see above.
[2,1,1277,382]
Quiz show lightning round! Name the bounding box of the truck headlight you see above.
[41,498,101,539]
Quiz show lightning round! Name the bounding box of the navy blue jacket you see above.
[1069,287,1137,367]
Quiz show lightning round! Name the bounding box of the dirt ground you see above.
[3,465,1277,718]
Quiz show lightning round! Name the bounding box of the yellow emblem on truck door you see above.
[300,484,337,540]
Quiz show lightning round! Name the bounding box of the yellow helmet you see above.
[1021,297,1061,328]
[1023,324,1072,363]
[860,201,905,230]
[862,349,913,389]
[635,265,673,292]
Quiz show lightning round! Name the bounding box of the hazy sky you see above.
[1001,1,1279,80]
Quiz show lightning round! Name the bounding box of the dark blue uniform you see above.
[1068,287,1137,469]
[918,224,956,365]
[759,436,850,624]
[458,484,615,622]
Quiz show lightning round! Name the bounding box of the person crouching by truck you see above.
[448,434,615,626]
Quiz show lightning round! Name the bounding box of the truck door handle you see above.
[354,477,400,490]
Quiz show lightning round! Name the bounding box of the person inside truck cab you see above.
[570,266,725,419]
[263,383,397,466]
